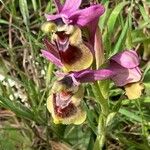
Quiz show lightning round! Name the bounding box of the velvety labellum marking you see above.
[59,45,82,64]
[53,94,77,118]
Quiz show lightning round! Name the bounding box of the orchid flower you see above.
[45,0,105,27]
[47,78,86,125]
[41,0,105,72]
[108,50,142,86]
[46,69,113,125]
[41,27,93,72]
[44,0,105,48]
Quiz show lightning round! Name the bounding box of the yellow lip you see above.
[63,43,93,72]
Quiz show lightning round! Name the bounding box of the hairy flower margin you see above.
[42,0,142,124]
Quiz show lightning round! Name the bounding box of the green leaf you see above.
[118,135,150,150]
[84,103,97,134]
[99,1,109,30]
[107,2,129,34]
[106,112,117,126]
[19,0,29,26]
[111,17,129,56]
[0,95,34,120]
[139,5,150,22]
[119,108,143,123]
[0,19,9,24]
[0,128,32,150]
[46,63,54,87]
[31,0,37,11]
[45,1,53,13]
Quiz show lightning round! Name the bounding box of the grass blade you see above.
[107,2,129,34]
[19,0,29,26]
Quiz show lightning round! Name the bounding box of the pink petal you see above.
[73,69,114,83]
[111,50,140,68]
[87,19,99,44]
[45,14,69,24]
[69,4,105,27]
[94,27,104,68]
[62,0,81,14]
[44,39,59,58]
[109,61,142,86]
[53,0,63,12]
[45,14,61,21]
[41,50,63,68]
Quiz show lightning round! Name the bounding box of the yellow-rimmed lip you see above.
[47,86,86,124]
[62,43,93,72]
[47,93,86,125]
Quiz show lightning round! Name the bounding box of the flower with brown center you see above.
[47,77,86,124]
[42,26,93,72]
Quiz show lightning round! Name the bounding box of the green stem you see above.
[92,82,109,115]
[92,82,109,150]
[46,63,54,87]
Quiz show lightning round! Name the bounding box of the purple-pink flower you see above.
[47,83,86,124]
[41,36,93,72]
[43,46,142,87]
[108,50,142,86]
[45,0,105,27]
[41,0,106,72]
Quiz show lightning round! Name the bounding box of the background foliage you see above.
[0,0,150,149]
